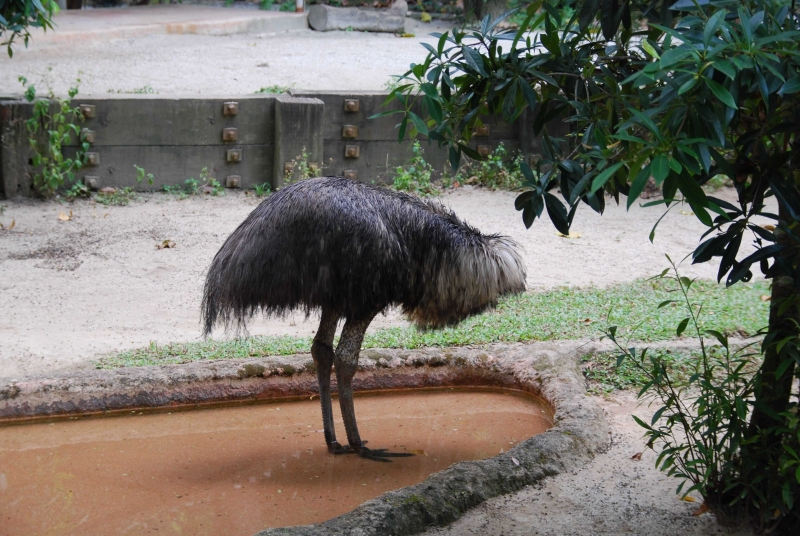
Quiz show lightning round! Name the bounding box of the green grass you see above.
[582,350,698,394]
[97,278,770,369]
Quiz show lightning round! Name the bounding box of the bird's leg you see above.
[335,315,413,462]
[311,309,344,455]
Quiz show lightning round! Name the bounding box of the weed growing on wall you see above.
[283,147,322,188]
[19,76,90,198]
[391,140,439,196]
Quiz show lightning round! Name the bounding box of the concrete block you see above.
[63,96,275,147]
[308,1,406,33]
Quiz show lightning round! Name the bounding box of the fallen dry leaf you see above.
[692,503,710,516]
[99,187,117,194]
[631,452,643,461]
[0,219,15,231]
[583,318,592,324]
[555,231,582,238]
[511,457,520,466]
[404,449,427,456]
[57,210,73,221]
[762,224,776,231]
[681,495,697,503]
[452,181,460,188]
[156,239,176,250]
[679,210,694,216]
[761,295,771,302]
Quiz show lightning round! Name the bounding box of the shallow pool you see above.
[0,388,551,535]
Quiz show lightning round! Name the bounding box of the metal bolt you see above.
[343,170,358,180]
[226,149,242,162]
[79,104,96,119]
[222,128,238,142]
[225,175,241,188]
[477,145,491,157]
[223,102,239,115]
[80,129,96,144]
[344,145,360,158]
[344,99,360,112]
[84,176,99,190]
[85,152,100,166]
[342,125,358,139]
[475,124,490,137]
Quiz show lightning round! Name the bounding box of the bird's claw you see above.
[358,447,415,462]
[328,441,353,455]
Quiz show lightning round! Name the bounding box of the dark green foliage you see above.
[384,0,800,530]
[0,0,57,57]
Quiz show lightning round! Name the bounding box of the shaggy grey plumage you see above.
[202,176,526,460]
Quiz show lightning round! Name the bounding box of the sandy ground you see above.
[0,187,757,379]
[0,16,764,535]
[0,19,456,97]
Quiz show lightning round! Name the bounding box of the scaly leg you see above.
[311,308,344,454]
[335,314,413,462]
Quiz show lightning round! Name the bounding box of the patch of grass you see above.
[97,278,769,369]
[108,85,156,94]
[94,187,139,206]
[255,85,292,94]
[162,167,224,199]
[581,349,708,394]
[454,143,525,190]
[99,336,313,369]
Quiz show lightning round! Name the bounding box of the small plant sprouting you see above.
[20,76,90,198]
[135,165,155,186]
[252,182,271,197]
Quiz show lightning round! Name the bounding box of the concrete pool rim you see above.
[0,341,611,535]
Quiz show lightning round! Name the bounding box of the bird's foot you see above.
[330,441,414,462]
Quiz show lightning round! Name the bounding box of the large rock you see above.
[308,0,407,33]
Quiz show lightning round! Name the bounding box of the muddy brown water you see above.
[0,388,552,535]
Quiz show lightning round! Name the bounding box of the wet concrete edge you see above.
[0,340,612,535]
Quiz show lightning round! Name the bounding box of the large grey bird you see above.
[202,177,526,460]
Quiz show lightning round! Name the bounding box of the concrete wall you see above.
[0,92,565,199]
